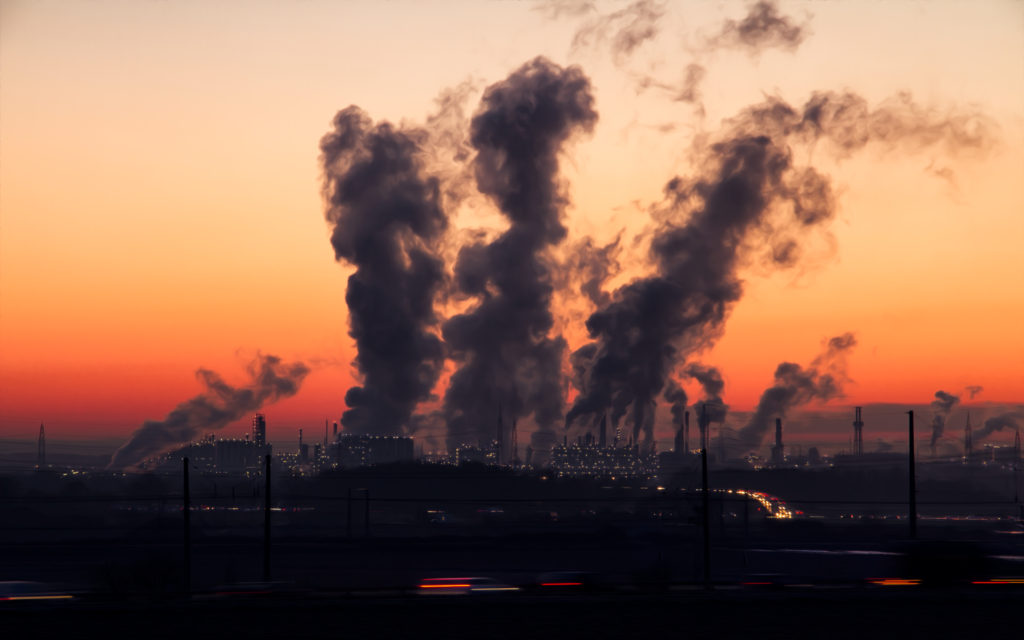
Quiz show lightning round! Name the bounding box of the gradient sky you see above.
[1,1,1022,448]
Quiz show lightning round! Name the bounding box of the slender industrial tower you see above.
[37,423,46,469]
[252,414,267,447]
[674,413,684,454]
[510,418,519,466]
[771,418,785,466]
[598,414,607,448]
[853,407,864,456]
[964,412,973,461]
[684,410,690,453]
[495,403,504,465]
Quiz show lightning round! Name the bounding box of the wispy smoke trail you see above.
[109,355,309,470]
[320,106,448,436]
[570,0,665,63]
[708,0,808,55]
[735,333,856,455]
[975,411,1024,443]
[442,57,598,455]
[965,385,984,400]
[566,89,991,450]
[929,390,960,449]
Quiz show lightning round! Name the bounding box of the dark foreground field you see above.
[4,590,1021,640]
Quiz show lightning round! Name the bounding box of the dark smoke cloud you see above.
[662,379,687,427]
[109,355,309,470]
[442,57,597,454]
[565,88,990,450]
[709,1,808,55]
[965,385,984,400]
[570,0,665,63]
[929,390,960,449]
[734,333,856,455]
[685,363,728,424]
[320,106,448,437]
[975,411,1024,443]
[566,235,622,309]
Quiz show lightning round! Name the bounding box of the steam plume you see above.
[685,363,728,424]
[566,89,991,448]
[109,355,309,470]
[709,0,808,55]
[320,106,448,436]
[735,333,856,455]
[442,57,597,454]
[571,0,665,63]
[975,411,1024,443]
[929,390,960,449]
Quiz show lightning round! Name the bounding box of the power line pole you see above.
[908,410,917,540]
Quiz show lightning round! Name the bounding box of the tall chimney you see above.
[964,412,973,461]
[684,410,690,453]
[674,412,684,454]
[599,413,607,448]
[37,423,45,469]
[771,418,784,466]
[853,406,864,456]
[496,403,504,465]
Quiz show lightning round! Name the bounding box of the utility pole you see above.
[183,457,191,595]
[908,411,917,540]
[263,454,272,581]
[701,403,711,590]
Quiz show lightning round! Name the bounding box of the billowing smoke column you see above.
[975,411,1024,443]
[109,354,309,470]
[566,89,989,450]
[320,107,448,436]
[929,390,960,450]
[442,57,598,454]
[685,363,728,424]
[734,333,856,455]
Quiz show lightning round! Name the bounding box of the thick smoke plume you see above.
[442,58,598,453]
[734,333,856,455]
[709,0,808,55]
[320,107,448,436]
[929,390,960,449]
[686,363,728,424]
[975,411,1024,443]
[109,355,309,470]
[566,89,991,451]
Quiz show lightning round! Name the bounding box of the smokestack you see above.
[684,410,690,453]
[496,403,504,465]
[332,422,338,439]
[599,413,607,448]
[771,418,784,466]
[253,414,267,447]
[511,418,519,465]
[853,406,864,456]
[37,423,45,469]
[965,412,973,461]
[674,412,684,454]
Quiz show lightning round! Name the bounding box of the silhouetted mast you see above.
[853,406,864,456]
[964,412,973,461]
[36,423,45,469]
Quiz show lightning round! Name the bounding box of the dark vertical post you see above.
[347,488,353,538]
[701,403,711,590]
[263,454,271,581]
[908,410,917,540]
[364,489,370,538]
[183,457,191,595]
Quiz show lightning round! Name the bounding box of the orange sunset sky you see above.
[1,1,1022,447]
